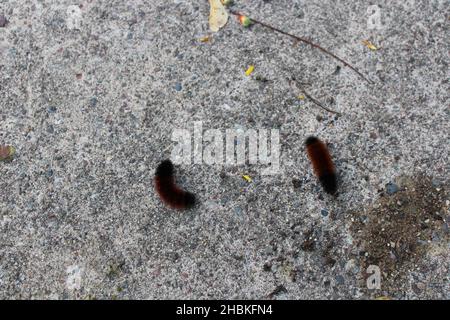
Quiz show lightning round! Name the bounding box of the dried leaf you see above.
[209,0,229,32]
[0,145,15,161]
[245,65,255,76]
[362,40,378,51]
[242,175,252,183]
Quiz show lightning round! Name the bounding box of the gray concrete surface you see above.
[0,0,449,299]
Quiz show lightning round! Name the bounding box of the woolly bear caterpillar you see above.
[154,160,196,209]
[305,136,337,195]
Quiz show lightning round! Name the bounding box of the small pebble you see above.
[416,282,426,290]
[47,125,54,134]
[89,97,98,107]
[386,182,399,195]
[335,275,345,285]
[47,106,57,113]
[344,259,356,273]
[264,246,274,255]
[431,232,440,242]
[321,209,329,217]
[0,15,7,28]
[431,179,440,187]
[174,82,182,92]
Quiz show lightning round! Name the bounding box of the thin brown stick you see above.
[229,10,374,85]
[302,90,341,116]
[289,78,342,116]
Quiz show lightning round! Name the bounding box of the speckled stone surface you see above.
[0,0,448,299]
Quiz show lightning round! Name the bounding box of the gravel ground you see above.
[0,0,449,299]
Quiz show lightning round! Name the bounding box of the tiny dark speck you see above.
[333,65,341,75]
[46,169,54,177]
[292,178,302,189]
[321,209,329,217]
[268,285,287,298]
[174,83,182,91]
[47,106,57,113]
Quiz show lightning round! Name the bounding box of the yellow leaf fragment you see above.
[242,175,252,183]
[209,0,229,32]
[245,65,255,76]
[375,296,392,300]
[199,36,211,43]
[298,95,305,100]
[362,40,378,51]
[221,0,234,6]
